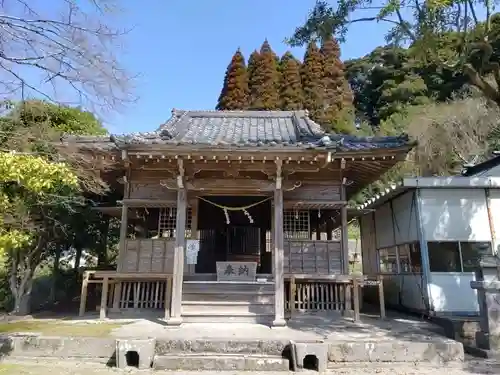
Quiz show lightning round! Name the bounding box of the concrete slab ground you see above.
[110,311,449,342]
[0,311,465,369]
[0,357,499,375]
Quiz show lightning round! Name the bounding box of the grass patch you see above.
[0,321,123,337]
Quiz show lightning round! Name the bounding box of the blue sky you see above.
[74,1,392,134]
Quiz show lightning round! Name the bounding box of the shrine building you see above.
[66,109,413,325]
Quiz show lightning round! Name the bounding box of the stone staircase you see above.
[181,280,275,323]
[153,339,290,371]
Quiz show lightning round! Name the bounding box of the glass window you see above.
[409,242,422,273]
[398,244,411,273]
[460,242,491,272]
[428,242,461,272]
[378,247,398,273]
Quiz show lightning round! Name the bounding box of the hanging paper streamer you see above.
[243,209,254,224]
[224,208,230,224]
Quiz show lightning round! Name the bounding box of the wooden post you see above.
[289,276,296,318]
[186,198,199,275]
[164,276,172,320]
[79,271,89,317]
[485,189,497,254]
[273,160,286,327]
[100,277,109,319]
[167,180,187,326]
[340,184,352,311]
[113,203,128,310]
[378,275,386,319]
[352,277,360,322]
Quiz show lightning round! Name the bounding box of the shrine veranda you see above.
[66,110,414,325]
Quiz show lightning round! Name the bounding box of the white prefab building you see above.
[358,176,500,316]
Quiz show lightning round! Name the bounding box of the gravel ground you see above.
[0,358,499,375]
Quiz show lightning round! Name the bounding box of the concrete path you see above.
[111,312,448,343]
[1,357,499,375]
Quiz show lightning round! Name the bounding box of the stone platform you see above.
[0,312,465,371]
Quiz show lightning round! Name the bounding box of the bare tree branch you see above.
[0,0,136,115]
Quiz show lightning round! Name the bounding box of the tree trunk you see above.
[74,246,83,272]
[49,248,62,303]
[9,255,36,316]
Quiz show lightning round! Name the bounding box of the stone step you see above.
[182,301,274,315]
[153,353,289,371]
[155,339,287,356]
[182,292,275,303]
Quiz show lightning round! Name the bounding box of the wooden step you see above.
[182,292,274,303]
[181,313,275,324]
[182,301,274,315]
[183,281,274,294]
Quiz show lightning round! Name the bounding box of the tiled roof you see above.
[461,154,500,176]
[65,109,413,152]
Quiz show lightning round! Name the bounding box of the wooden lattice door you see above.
[226,226,261,264]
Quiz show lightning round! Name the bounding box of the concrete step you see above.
[155,339,288,356]
[153,353,289,371]
[182,301,274,315]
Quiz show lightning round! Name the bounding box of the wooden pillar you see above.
[112,202,128,310]
[340,184,352,312]
[340,188,349,275]
[167,186,187,325]
[185,197,199,275]
[273,160,286,327]
[485,189,497,254]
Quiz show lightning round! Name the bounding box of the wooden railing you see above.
[284,274,385,321]
[120,239,175,273]
[284,240,342,274]
[79,271,172,319]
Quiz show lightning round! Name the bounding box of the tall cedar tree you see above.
[216,49,249,110]
[247,50,260,107]
[248,40,281,110]
[320,35,354,133]
[279,52,304,110]
[301,41,324,123]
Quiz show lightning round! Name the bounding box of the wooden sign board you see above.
[216,261,257,281]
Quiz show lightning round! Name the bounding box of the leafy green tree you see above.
[0,101,109,314]
[216,49,249,110]
[289,1,500,108]
[248,40,281,110]
[279,52,304,110]
[319,35,354,133]
[301,41,324,123]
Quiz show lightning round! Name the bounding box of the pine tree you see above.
[279,52,304,110]
[216,49,249,110]
[301,41,324,123]
[320,35,354,133]
[248,40,280,110]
